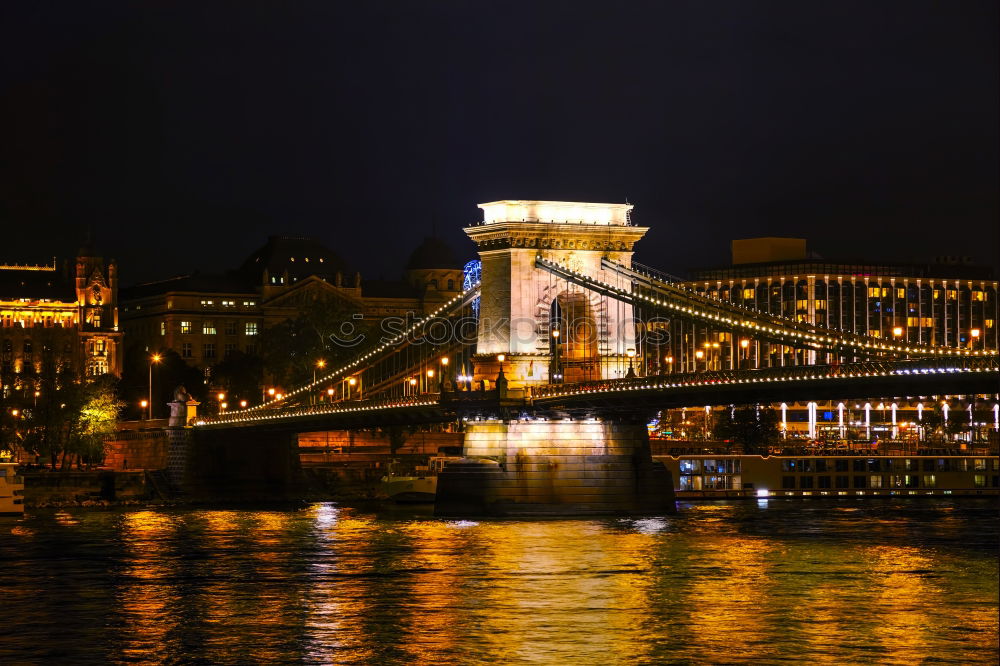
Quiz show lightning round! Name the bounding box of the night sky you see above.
[1,1,997,285]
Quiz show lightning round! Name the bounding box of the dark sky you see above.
[1,1,997,284]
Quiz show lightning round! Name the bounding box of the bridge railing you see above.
[530,356,1000,400]
[198,395,443,427]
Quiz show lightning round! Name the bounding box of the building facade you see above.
[0,245,123,384]
[645,238,998,375]
[120,235,464,381]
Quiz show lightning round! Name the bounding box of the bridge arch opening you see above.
[550,291,599,383]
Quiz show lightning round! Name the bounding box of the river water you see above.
[1,499,997,664]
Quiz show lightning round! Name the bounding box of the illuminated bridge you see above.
[188,200,998,515]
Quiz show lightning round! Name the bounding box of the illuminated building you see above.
[652,237,997,373]
[648,237,997,440]
[0,242,123,381]
[120,235,463,375]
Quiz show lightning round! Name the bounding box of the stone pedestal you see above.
[435,418,675,516]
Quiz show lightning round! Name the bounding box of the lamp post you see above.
[695,349,705,372]
[625,348,637,379]
[739,339,750,370]
[140,399,148,422]
[408,377,417,396]
[240,399,248,409]
[348,376,358,399]
[970,327,980,350]
[664,355,673,375]
[426,368,435,393]
[148,353,161,419]
[440,356,449,392]
[551,329,562,384]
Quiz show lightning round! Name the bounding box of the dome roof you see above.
[238,236,352,283]
[406,236,460,270]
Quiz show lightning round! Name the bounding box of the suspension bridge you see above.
[186,200,998,515]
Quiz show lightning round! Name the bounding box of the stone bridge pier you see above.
[436,417,674,516]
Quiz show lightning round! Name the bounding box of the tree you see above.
[71,376,124,468]
[212,351,264,405]
[712,404,781,454]
[261,295,371,388]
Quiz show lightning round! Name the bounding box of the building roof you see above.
[120,272,257,300]
[0,267,77,302]
[361,279,421,299]
[238,236,352,283]
[687,258,995,282]
[406,236,461,270]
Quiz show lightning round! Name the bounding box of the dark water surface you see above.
[1,499,997,664]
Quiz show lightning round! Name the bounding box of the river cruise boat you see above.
[655,454,1000,499]
[0,459,25,515]
[381,455,461,503]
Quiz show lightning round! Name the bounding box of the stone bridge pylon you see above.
[438,201,675,516]
[466,200,649,388]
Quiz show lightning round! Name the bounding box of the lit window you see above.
[203,321,216,335]
[896,288,905,299]
[180,321,192,334]
[245,322,258,336]
[160,322,166,336]
[742,288,754,299]
[972,290,984,301]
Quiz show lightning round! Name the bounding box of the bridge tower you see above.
[437,200,674,516]
[465,200,649,389]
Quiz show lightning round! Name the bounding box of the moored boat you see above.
[381,455,461,503]
[0,459,25,515]
[656,453,1000,499]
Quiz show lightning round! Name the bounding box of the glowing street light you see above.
[971,328,980,349]
[625,348,637,378]
[140,399,148,420]
[240,399,248,409]
[892,326,903,338]
[149,353,162,419]
[217,392,226,402]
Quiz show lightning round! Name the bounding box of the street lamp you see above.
[149,353,161,419]
[892,326,903,339]
[33,390,40,408]
[695,349,705,371]
[140,399,148,421]
[240,399,248,409]
[497,353,505,374]
[970,328,980,350]
[740,339,750,369]
[625,348,637,378]
[552,329,562,384]
[664,355,673,374]
[314,359,326,383]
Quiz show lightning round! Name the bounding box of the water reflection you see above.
[0,499,996,663]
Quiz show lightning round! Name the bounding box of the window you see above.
[835,476,849,489]
[974,459,987,471]
[203,343,216,359]
[447,279,455,290]
[224,321,237,335]
[869,475,883,489]
[160,321,166,336]
[222,300,235,307]
[815,460,827,473]
[817,476,831,489]
[974,475,986,488]
[245,343,257,356]
[922,475,935,488]
[200,299,214,307]
[835,460,848,473]
[245,322,258,336]
[800,476,814,489]
[180,321,193,334]
[742,288,755,299]
[224,343,237,357]
[203,321,216,335]
[782,476,795,489]
[853,476,867,488]
[92,313,101,328]
[181,343,193,358]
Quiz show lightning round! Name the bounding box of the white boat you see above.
[381,456,460,503]
[0,458,25,515]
